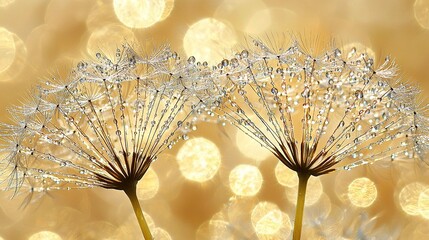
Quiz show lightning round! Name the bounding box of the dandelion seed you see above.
[0,44,216,239]
[205,37,429,240]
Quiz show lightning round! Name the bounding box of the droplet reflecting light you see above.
[229,164,263,196]
[113,0,166,28]
[177,138,221,182]
[183,18,237,65]
[251,201,283,235]
[347,177,377,208]
[418,188,429,219]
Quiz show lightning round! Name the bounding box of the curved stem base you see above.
[124,183,153,240]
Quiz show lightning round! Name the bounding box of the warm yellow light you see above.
[418,188,429,219]
[214,0,267,32]
[29,231,62,240]
[244,8,296,34]
[137,167,159,200]
[153,227,172,240]
[183,18,237,65]
[113,0,165,28]
[86,24,136,57]
[414,0,429,29]
[0,27,15,73]
[286,176,323,206]
[160,0,174,21]
[342,42,376,60]
[229,164,263,196]
[0,0,14,7]
[251,201,283,235]
[196,219,233,240]
[399,182,428,216]
[235,129,272,162]
[347,177,377,208]
[275,162,298,188]
[177,137,221,182]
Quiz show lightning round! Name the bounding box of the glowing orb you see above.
[160,0,174,21]
[275,162,298,188]
[229,164,263,196]
[286,176,323,206]
[0,27,15,73]
[399,182,428,216]
[414,0,429,29]
[29,231,62,240]
[176,137,221,182]
[196,219,233,240]
[137,167,159,200]
[183,18,237,65]
[419,188,429,219]
[113,0,165,28]
[153,227,172,240]
[0,0,14,7]
[86,24,136,57]
[347,177,377,208]
[235,129,272,161]
[251,201,283,235]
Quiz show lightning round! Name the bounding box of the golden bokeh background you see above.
[1,0,429,239]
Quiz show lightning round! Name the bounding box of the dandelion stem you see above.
[124,182,153,240]
[293,172,310,240]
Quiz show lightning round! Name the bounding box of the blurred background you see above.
[1,0,429,239]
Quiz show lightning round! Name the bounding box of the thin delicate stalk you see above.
[293,173,310,240]
[124,182,153,240]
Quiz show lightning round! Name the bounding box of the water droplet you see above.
[177,121,183,127]
[96,52,102,58]
[116,130,121,136]
[301,87,310,98]
[271,88,278,95]
[355,90,363,99]
[241,50,249,58]
[187,56,196,64]
[221,59,229,67]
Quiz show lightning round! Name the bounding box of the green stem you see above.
[124,183,153,240]
[292,173,310,240]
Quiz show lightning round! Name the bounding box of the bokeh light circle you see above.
[113,0,166,28]
[29,231,62,240]
[153,227,172,240]
[399,182,428,216]
[183,18,237,65]
[137,167,159,200]
[177,137,221,182]
[235,129,272,161]
[347,177,377,208]
[251,201,283,235]
[275,162,298,188]
[286,176,323,206]
[229,164,263,196]
[414,0,429,29]
[0,27,16,73]
[87,24,136,57]
[418,188,429,219]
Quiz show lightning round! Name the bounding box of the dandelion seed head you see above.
[0,44,215,200]
[205,37,429,177]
